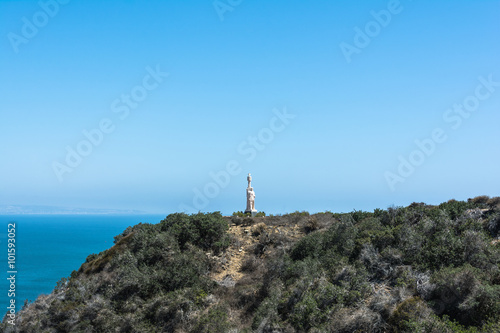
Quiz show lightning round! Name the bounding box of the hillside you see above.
[2,196,500,332]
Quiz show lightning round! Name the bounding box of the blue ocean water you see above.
[0,214,165,312]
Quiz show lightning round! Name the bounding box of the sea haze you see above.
[0,214,165,312]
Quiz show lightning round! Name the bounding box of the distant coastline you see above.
[0,205,147,215]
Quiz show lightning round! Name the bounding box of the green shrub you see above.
[439,199,472,220]
[192,306,230,333]
[332,264,370,306]
[114,225,134,244]
[160,213,196,246]
[351,209,372,223]
[288,293,322,330]
[54,277,69,292]
[321,215,357,259]
[292,211,310,217]
[160,212,230,254]
[158,246,213,293]
[85,253,98,263]
[290,233,322,261]
[430,264,499,326]
[355,217,394,254]
[252,279,284,330]
[232,211,251,217]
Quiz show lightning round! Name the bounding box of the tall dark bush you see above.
[160,212,230,253]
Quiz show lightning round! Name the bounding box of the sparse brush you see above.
[468,195,490,206]
[330,307,385,333]
[303,216,320,233]
[487,197,500,210]
[240,256,258,272]
[251,222,266,237]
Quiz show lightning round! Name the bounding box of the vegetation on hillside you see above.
[2,197,499,332]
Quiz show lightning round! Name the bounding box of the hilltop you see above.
[2,196,500,332]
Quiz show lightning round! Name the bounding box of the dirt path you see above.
[211,224,258,282]
[211,220,305,284]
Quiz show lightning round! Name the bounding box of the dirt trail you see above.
[211,219,304,283]
[211,223,258,282]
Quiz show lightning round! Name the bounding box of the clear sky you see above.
[1,0,499,215]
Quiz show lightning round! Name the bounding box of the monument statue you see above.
[245,173,257,216]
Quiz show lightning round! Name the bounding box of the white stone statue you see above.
[245,173,257,214]
[246,187,256,212]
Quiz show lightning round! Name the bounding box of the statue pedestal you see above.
[244,209,258,217]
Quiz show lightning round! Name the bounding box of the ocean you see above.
[0,214,165,312]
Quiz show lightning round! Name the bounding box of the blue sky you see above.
[1,0,499,215]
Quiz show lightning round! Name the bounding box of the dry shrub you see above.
[313,212,336,229]
[304,216,320,233]
[230,235,241,249]
[231,216,254,226]
[369,285,396,320]
[487,197,500,210]
[330,306,385,333]
[251,222,266,237]
[389,297,432,331]
[414,272,434,300]
[253,233,271,257]
[240,256,258,273]
[469,195,490,205]
[360,244,390,279]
